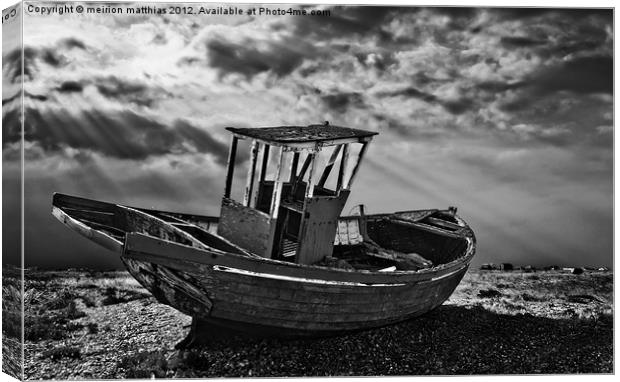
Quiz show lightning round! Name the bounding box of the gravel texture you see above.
[14,269,614,379]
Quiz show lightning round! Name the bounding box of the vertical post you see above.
[289,151,300,183]
[243,140,259,206]
[269,147,285,219]
[305,152,317,198]
[223,136,238,199]
[318,145,342,188]
[251,143,266,208]
[260,144,270,182]
[345,142,368,190]
[337,143,350,191]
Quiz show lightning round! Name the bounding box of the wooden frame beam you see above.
[296,152,313,182]
[269,147,285,219]
[259,144,270,182]
[223,136,238,198]
[337,143,350,191]
[243,140,259,206]
[228,133,372,151]
[305,152,317,198]
[289,152,300,183]
[251,143,267,208]
[317,145,342,188]
[345,142,368,190]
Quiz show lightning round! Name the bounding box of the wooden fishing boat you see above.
[52,124,475,343]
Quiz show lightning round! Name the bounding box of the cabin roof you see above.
[226,124,378,146]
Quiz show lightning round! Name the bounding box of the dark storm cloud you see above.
[377,87,474,115]
[3,48,33,82]
[321,92,365,112]
[476,80,524,93]
[431,7,479,30]
[548,40,603,57]
[59,37,87,50]
[500,36,547,48]
[1,108,22,144]
[1,91,48,106]
[289,6,402,42]
[206,38,312,79]
[442,99,475,115]
[2,93,20,105]
[494,7,612,22]
[57,81,84,93]
[504,55,612,115]
[532,55,612,95]
[95,76,159,107]
[2,38,88,83]
[379,87,438,103]
[52,76,168,107]
[497,55,612,113]
[2,107,230,164]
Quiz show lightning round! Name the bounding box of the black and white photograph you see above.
[1,0,614,379]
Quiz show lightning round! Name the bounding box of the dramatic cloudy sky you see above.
[2,2,613,269]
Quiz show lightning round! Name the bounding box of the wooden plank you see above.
[119,206,211,250]
[123,232,474,284]
[52,192,117,213]
[389,218,464,239]
[296,192,349,265]
[207,301,433,331]
[289,151,300,183]
[296,151,312,181]
[52,207,123,253]
[243,140,259,206]
[223,136,238,198]
[269,146,285,219]
[259,144,270,182]
[337,143,349,191]
[305,152,317,198]
[426,216,463,231]
[122,249,467,320]
[208,287,433,317]
[226,125,378,143]
[217,198,273,257]
[345,141,368,189]
[318,145,342,187]
[122,258,212,318]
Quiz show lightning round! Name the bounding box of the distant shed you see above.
[499,263,513,271]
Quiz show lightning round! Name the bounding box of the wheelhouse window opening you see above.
[218,125,377,264]
[223,137,254,203]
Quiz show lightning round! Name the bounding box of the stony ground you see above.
[7,268,613,378]
[2,266,22,379]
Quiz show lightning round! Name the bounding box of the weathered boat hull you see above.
[120,256,468,337]
[52,193,475,338]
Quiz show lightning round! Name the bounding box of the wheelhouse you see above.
[217,124,378,265]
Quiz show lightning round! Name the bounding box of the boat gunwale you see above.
[51,206,123,253]
[52,193,476,282]
[123,233,474,284]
